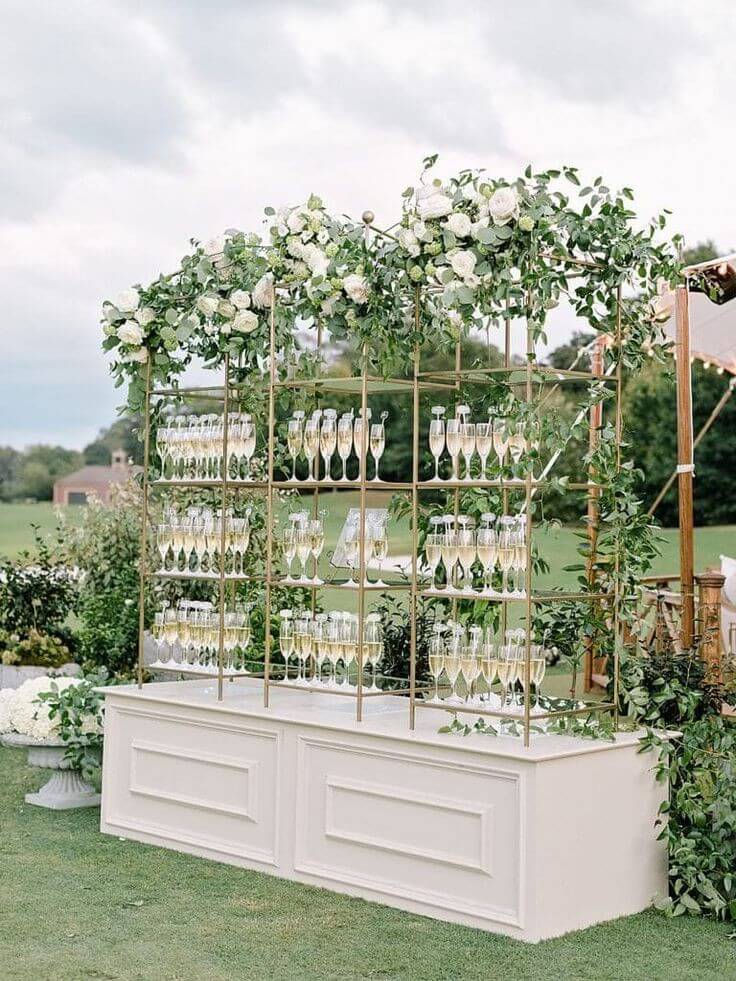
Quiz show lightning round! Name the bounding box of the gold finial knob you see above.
[361,210,375,226]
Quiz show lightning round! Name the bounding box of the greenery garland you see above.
[101,158,681,412]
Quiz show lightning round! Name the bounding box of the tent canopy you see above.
[661,253,736,375]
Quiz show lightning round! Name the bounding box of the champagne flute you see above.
[286,414,303,482]
[303,415,320,482]
[353,408,371,480]
[313,615,328,686]
[308,515,325,585]
[493,418,508,473]
[156,523,172,573]
[445,417,462,481]
[279,610,295,682]
[531,649,546,712]
[282,524,297,582]
[498,529,515,596]
[370,524,388,586]
[440,518,458,593]
[460,421,476,481]
[295,524,312,583]
[370,413,387,482]
[508,420,526,468]
[344,530,359,588]
[320,410,337,482]
[427,625,445,702]
[456,518,477,594]
[241,415,256,481]
[428,406,446,482]
[337,412,354,482]
[424,517,443,590]
[443,652,461,704]
[476,420,493,481]
[363,613,383,692]
[476,516,498,594]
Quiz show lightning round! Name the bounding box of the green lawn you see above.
[0,502,83,558]
[0,747,732,980]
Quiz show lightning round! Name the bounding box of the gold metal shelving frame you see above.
[136,248,624,748]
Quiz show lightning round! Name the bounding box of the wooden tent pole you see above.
[675,285,695,649]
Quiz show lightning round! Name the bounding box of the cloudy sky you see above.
[2,0,735,450]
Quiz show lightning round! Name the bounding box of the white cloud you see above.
[2,0,735,448]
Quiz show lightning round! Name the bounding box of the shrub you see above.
[59,482,153,677]
[1,629,72,668]
[0,528,77,637]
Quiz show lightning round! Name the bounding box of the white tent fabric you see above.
[661,259,736,375]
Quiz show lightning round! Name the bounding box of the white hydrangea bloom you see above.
[7,676,82,741]
[0,688,15,733]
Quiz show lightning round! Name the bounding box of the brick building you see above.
[53,449,139,505]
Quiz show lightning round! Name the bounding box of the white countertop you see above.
[102,677,652,763]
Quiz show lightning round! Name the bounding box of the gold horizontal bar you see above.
[416,365,612,383]
[153,479,270,490]
[275,479,413,491]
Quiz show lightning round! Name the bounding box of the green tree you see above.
[83,415,143,466]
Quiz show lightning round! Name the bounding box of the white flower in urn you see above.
[416,184,453,220]
[196,295,220,318]
[117,320,144,346]
[488,186,519,226]
[115,289,140,313]
[449,250,477,280]
[252,274,274,309]
[230,290,251,310]
[233,310,259,333]
[7,676,82,741]
[135,306,156,327]
[398,227,421,257]
[444,212,472,238]
[343,273,370,304]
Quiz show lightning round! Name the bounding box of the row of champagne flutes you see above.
[156,413,258,482]
[281,511,390,587]
[151,601,252,674]
[285,408,388,482]
[428,404,532,482]
[427,625,547,714]
[278,609,385,689]
[156,506,252,577]
[424,513,528,596]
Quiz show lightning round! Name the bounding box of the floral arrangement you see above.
[101,158,682,412]
[0,676,88,741]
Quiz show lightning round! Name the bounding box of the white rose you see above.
[461,184,483,206]
[317,228,330,245]
[343,273,370,304]
[445,212,472,238]
[230,290,251,310]
[117,320,144,346]
[398,228,421,257]
[115,289,140,313]
[471,216,490,240]
[218,299,236,319]
[464,273,481,289]
[233,310,259,333]
[252,274,274,309]
[416,186,453,220]
[449,250,477,280]
[488,186,519,226]
[197,295,220,318]
[125,346,149,363]
[302,244,329,278]
[287,209,306,234]
[321,295,339,316]
[135,306,156,326]
[204,235,226,256]
[412,220,430,241]
[287,236,306,259]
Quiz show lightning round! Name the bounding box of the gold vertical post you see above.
[356,342,369,723]
[583,336,605,692]
[216,352,231,701]
[136,357,152,689]
[523,313,533,747]
[613,284,623,728]
[263,286,277,707]
[502,301,511,640]
[409,289,421,729]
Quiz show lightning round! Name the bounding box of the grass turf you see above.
[0,747,733,980]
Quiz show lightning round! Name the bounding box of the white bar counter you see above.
[99,679,667,942]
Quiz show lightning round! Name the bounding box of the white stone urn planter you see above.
[0,662,81,690]
[1,731,101,810]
